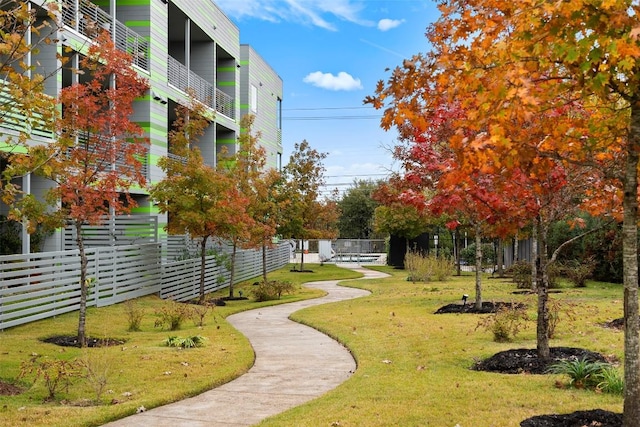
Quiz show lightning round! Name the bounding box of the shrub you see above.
[124,299,145,332]
[78,349,113,402]
[252,280,297,302]
[190,303,210,327]
[19,354,83,401]
[546,262,563,288]
[506,261,532,289]
[476,303,530,342]
[547,298,578,339]
[404,251,453,282]
[547,358,610,389]
[154,300,193,331]
[562,258,595,288]
[459,243,496,268]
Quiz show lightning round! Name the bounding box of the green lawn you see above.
[262,266,624,427]
[0,263,624,426]
[0,264,360,427]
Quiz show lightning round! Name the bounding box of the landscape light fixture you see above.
[462,294,469,305]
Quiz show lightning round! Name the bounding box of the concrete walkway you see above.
[103,266,386,427]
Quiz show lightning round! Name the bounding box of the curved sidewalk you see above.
[103,266,386,427]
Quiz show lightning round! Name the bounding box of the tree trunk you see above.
[300,239,305,271]
[531,221,538,292]
[474,225,483,310]
[199,236,208,303]
[496,239,504,277]
[228,242,237,298]
[76,221,88,348]
[261,239,268,283]
[535,217,550,362]
[455,229,461,276]
[623,104,640,427]
[513,232,519,263]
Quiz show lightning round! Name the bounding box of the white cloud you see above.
[215,0,374,31]
[377,18,404,31]
[303,71,363,91]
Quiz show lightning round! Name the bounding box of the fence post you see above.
[94,248,100,306]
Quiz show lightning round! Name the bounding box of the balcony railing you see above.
[167,56,235,120]
[60,0,149,71]
[72,132,149,179]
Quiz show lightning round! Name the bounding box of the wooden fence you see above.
[0,242,290,330]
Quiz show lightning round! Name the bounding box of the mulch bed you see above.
[472,347,621,426]
[0,380,24,396]
[41,335,126,348]
[434,301,525,314]
[603,318,624,330]
[471,346,609,375]
[520,409,622,427]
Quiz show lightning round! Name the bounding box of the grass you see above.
[0,263,625,426]
[261,266,624,427]
[0,263,361,427]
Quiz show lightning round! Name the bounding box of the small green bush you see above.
[506,261,532,289]
[562,258,595,288]
[404,251,453,282]
[163,335,206,349]
[459,243,496,268]
[252,280,296,302]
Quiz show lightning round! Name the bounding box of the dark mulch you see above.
[520,409,622,427]
[434,301,525,314]
[0,380,24,396]
[41,335,126,348]
[220,296,248,301]
[290,269,314,273]
[473,347,621,426]
[471,346,608,375]
[603,317,625,330]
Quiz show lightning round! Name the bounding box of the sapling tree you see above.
[151,99,249,302]
[8,31,149,346]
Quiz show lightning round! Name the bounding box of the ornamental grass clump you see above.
[404,251,453,282]
[163,335,206,349]
[546,357,610,390]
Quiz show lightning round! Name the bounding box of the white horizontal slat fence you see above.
[0,241,291,330]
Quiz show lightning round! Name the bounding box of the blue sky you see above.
[215,0,441,195]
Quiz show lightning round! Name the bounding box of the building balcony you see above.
[60,0,149,71]
[167,56,235,120]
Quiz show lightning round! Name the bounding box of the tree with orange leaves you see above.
[367,1,640,422]
[7,31,149,346]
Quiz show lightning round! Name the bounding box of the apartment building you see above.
[0,0,283,254]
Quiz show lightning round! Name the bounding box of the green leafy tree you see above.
[279,140,338,271]
[337,179,381,239]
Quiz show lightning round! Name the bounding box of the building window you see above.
[276,97,282,130]
[251,84,258,113]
